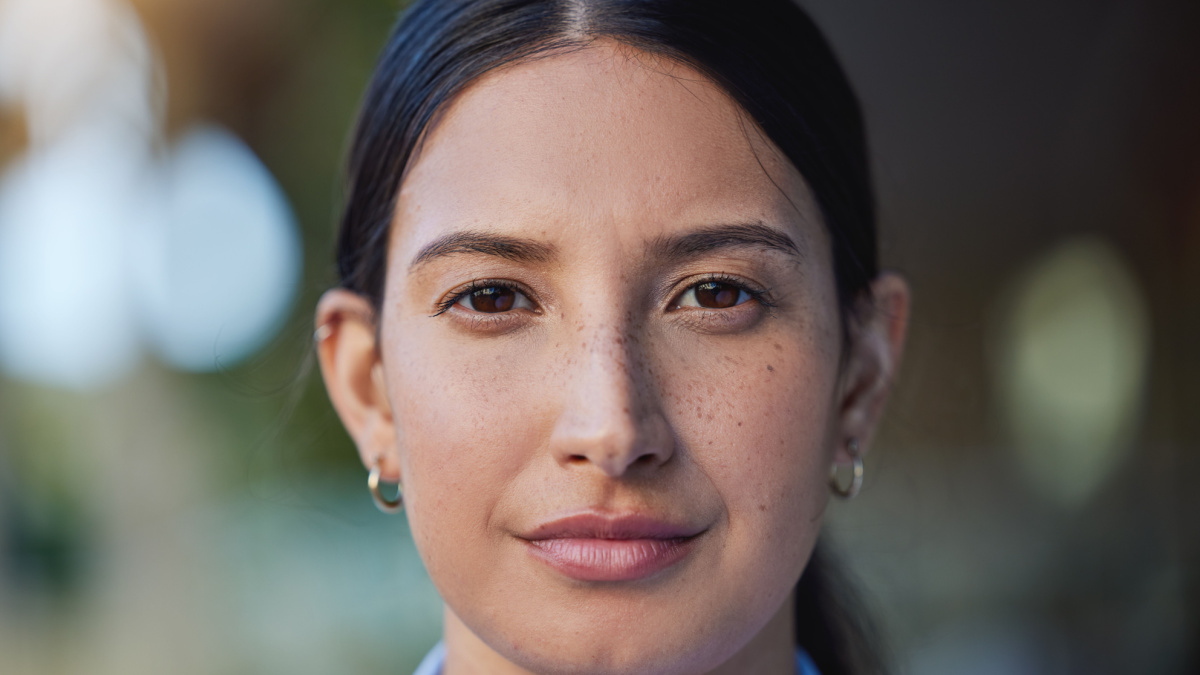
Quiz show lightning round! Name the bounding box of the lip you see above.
[519,513,705,582]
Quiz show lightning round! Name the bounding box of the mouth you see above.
[518,513,706,583]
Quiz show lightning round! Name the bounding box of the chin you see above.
[463,592,762,675]
[500,636,726,675]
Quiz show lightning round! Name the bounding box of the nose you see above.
[548,325,675,477]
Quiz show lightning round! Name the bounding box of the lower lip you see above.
[524,537,697,582]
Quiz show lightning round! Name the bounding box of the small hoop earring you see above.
[313,323,333,343]
[829,438,864,500]
[368,462,403,514]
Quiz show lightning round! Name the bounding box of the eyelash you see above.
[431,274,775,320]
[431,278,537,317]
[667,273,776,312]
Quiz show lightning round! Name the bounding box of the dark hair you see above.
[335,0,885,672]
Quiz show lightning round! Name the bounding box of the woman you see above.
[314,0,910,673]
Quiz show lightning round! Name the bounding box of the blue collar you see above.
[413,640,821,674]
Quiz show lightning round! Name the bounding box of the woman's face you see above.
[319,42,905,675]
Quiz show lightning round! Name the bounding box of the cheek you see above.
[662,327,838,557]
[384,325,547,581]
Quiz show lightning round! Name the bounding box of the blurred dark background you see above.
[0,0,1195,673]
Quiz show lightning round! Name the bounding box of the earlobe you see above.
[835,272,910,464]
[315,289,402,482]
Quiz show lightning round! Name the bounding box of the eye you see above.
[675,280,754,309]
[449,283,536,314]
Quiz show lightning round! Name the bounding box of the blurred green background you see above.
[0,0,1196,673]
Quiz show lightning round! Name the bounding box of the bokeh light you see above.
[0,0,299,389]
[134,124,300,372]
[991,237,1150,507]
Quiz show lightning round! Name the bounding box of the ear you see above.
[315,289,401,483]
[834,272,911,465]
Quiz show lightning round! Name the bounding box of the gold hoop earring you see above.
[829,438,863,500]
[368,462,403,514]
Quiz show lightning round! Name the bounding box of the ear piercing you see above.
[829,437,863,500]
[368,461,404,514]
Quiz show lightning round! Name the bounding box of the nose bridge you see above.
[549,313,672,476]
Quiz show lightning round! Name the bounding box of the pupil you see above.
[696,282,739,308]
[472,287,515,313]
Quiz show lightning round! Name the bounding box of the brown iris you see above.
[470,286,516,312]
[694,281,742,308]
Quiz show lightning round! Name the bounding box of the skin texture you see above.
[317,42,909,675]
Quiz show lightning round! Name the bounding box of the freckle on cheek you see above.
[766,364,774,372]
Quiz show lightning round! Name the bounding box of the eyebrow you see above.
[408,230,556,273]
[649,222,803,263]
[406,222,801,274]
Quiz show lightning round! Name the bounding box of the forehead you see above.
[393,40,819,256]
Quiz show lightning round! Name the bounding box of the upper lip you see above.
[519,512,705,541]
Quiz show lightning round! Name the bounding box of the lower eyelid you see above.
[449,312,520,332]
[448,303,539,328]
[672,304,763,332]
